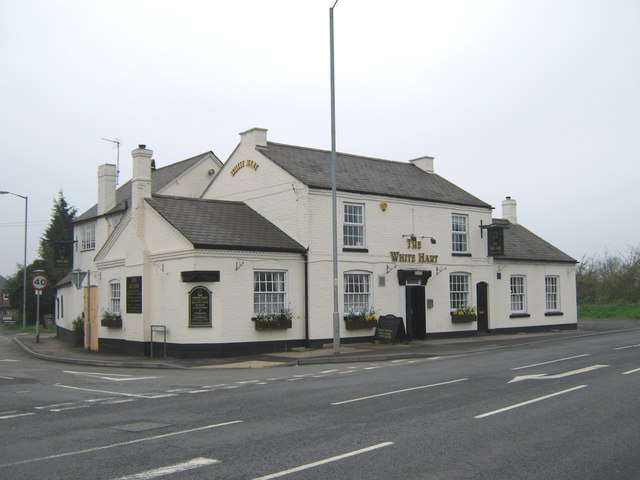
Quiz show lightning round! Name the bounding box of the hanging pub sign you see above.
[53,241,73,268]
[189,286,212,327]
[126,276,142,314]
[487,226,505,256]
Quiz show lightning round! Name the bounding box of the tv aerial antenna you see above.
[100,137,121,185]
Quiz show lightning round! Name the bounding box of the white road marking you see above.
[615,344,640,350]
[83,397,117,403]
[508,365,609,383]
[112,457,220,480]
[0,375,14,379]
[54,383,172,399]
[622,367,640,375]
[35,402,76,410]
[319,369,338,374]
[511,354,590,371]
[331,378,469,405]
[475,385,588,419]
[0,412,35,420]
[64,370,158,382]
[0,420,242,468]
[0,359,18,362]
[51,405,90,412]
[251,442,394,480]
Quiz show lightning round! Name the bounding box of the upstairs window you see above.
[343,203,365,248]
[80,222,96,251]
[451,214,468,253]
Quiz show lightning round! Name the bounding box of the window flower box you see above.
[451,313,477,323]
[252,308,293,331]
[100,311,122,328]
[344,308,377,330]
[450,306,477,323]
[344,318,378,330]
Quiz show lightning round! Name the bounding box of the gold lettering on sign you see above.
[230,159,259,176]
[389,251,438,264]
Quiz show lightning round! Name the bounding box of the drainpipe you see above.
[303,249,309,348]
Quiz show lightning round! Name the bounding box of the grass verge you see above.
[578,302,640,319]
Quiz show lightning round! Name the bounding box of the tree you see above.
[5,191,77,325]
[39,190,77,280]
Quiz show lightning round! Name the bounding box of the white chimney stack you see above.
[239,127,268,148]
[131,144,153,210]
[409,156,435,173]
[97,163,117,215]
[502,196,518,224]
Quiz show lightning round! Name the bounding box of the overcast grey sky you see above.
[1,0,639,277]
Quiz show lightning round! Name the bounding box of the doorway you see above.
[405,285,426,340]
[476,282,489,332]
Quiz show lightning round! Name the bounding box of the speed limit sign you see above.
[32,274,49,291]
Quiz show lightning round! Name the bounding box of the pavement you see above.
[5,318,640,369]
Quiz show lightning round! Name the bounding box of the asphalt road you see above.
[1,327,639,479]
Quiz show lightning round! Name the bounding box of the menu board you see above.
[189,286,211,327]
[126,276,142,314]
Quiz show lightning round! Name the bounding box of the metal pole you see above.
[35,290,40,343]
[0,192,28,330]
[330,1,340,355]
[86,269,91,351]
[22,196,27,331]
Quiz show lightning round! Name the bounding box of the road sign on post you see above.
[32,272,48,344]
[32,274,48,291]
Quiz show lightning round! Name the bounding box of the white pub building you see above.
[56,128,577,356]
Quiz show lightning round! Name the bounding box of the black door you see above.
[405,286,426,340]
[476,282,489,331]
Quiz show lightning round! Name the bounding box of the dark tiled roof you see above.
[75,152,214,223]
[257,142,491,209]
[492,219,576,263]
[146,196,306,254]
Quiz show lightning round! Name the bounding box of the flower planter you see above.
[451,313,477,324]
[253,317,292,331]
[344,318,377,330]
[101,315,122,328]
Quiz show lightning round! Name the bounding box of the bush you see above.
[71,315,84,347]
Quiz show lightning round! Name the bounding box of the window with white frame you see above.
[451,214,468,253]
[2,291,8,302]
[81,222,96,251]
[344,271,372,314]
[343,203,365,248]
[545,276,560,311]
[109,281,121,314]
[254,271,287,315]
[449,273,470,310]
[510,275,527,313]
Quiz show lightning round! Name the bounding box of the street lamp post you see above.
[0,191,28,331]
[330,0,340,355]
